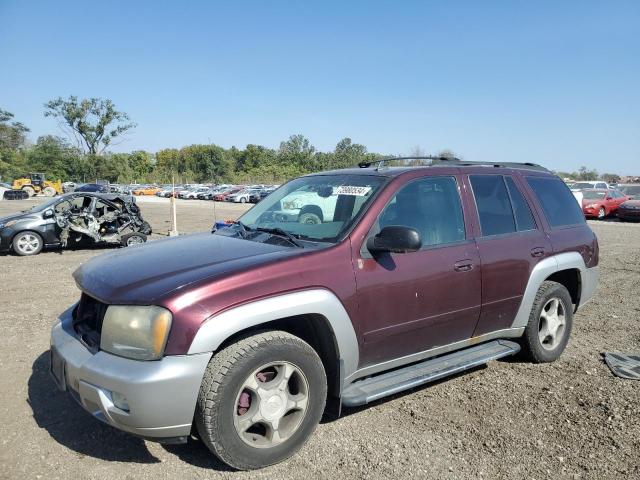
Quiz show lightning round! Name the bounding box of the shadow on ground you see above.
[28,351,160,463]
[27,351,234,470]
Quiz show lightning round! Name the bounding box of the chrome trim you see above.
[344,327,524,383]
[188,289,360,380]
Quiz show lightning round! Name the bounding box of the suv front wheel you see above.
[195,330,327,470]
[521,280,573,363]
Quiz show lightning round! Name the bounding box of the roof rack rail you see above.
[357,156,549,172]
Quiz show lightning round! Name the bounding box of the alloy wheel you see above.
[233,361,309,448]
[16,234,40,254]
[538,297,566,350]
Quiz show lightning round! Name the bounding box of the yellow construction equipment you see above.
[12,173,63,197]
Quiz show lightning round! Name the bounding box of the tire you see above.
[121,232,147,247]
[12,231,43,256]
[240,197,246,204]
[195,330,327,470]
[43,186,56,197]
[597,207,606,219]
[520,281,573,363]
[22,186,35,197]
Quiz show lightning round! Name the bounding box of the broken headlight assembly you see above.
[100,306,172,360]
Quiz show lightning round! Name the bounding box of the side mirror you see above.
[366,226,422,254]
[43,209,55,219]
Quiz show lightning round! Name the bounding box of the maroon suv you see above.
[50,159,599,470]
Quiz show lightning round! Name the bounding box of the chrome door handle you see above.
[454,260,473,272]
[531,247,545,257]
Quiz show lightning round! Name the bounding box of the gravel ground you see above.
[0,197,638,479]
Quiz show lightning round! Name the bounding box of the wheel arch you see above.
[188,289,359,396]
[511,252,597,329]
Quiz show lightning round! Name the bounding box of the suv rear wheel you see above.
[521,280,573,363]
[195,330,327,470]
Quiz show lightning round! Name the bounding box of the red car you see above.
[213,187,241,201]
[581,188,629,219]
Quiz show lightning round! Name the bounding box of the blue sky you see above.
[1,0,638,174]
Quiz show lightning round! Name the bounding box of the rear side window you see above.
[504,177,536,231]
[470,175,516,236]
[526,177,585,227]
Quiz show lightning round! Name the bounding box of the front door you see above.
[353,175,482,367]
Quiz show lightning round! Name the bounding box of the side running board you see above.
[341,339,520,407]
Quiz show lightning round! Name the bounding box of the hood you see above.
[581,198,602,206]
[620,199,640,208]
[73,232,299,304]
[0,211,39,225]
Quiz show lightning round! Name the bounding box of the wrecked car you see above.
[0,192,151,256]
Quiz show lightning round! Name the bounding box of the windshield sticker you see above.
[334,186,372,196]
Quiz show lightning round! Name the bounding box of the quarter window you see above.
[376,176,465,247]
[526,177,585,227]
[504,177,536,231]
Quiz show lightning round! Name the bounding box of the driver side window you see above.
[376,176,466,248]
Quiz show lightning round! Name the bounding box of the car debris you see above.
[0,192,151,256]
[603,352,640,380]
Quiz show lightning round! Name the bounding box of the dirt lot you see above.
[0,197,638,479]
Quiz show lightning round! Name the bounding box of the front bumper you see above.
[0,227,13,251]
[50,306,212,441]
[617,209,640,220]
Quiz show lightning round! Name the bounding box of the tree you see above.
[576,166,598,181]
[601,173,620,184]
[26,136,81,180]
[0,108,30,152]
[44,96,136,155]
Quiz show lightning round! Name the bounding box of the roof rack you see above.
[357,156,549,172]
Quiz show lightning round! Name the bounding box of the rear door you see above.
[353,174,482,366]
[465,174,552,336]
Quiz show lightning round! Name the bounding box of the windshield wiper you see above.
[234,220,252,238]
[253,226,304,248]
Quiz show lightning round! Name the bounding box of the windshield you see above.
[620,185,640,196]
[582,190,606,200]
[220,174,385,244]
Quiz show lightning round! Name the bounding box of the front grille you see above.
[73,293,108,352]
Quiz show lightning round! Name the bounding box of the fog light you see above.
[110,391,130,412]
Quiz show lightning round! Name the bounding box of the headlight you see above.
[586,203,598,209]
[0,220,18,228]
[100,306,172,360]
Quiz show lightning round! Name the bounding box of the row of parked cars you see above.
[567,181,640,221]
[129,184,280,203]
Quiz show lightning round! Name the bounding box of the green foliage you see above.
[44,96,136,155]
[601,172,620,184]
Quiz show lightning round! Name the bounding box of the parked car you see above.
[133,185,161,196]
[228,188,261,203]
[49,160,598,470]
[180,186,211,199]
[250,187,276,203]
[618,184,640,199]
[75,183,110,193]
[214,187,241,201]
[0,192,151,255]
[581,188,629,219]
[570,181,609,191]
[616,199,640,222]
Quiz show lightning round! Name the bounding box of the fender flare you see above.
[187,289,360,379]
[511,252,598,329]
